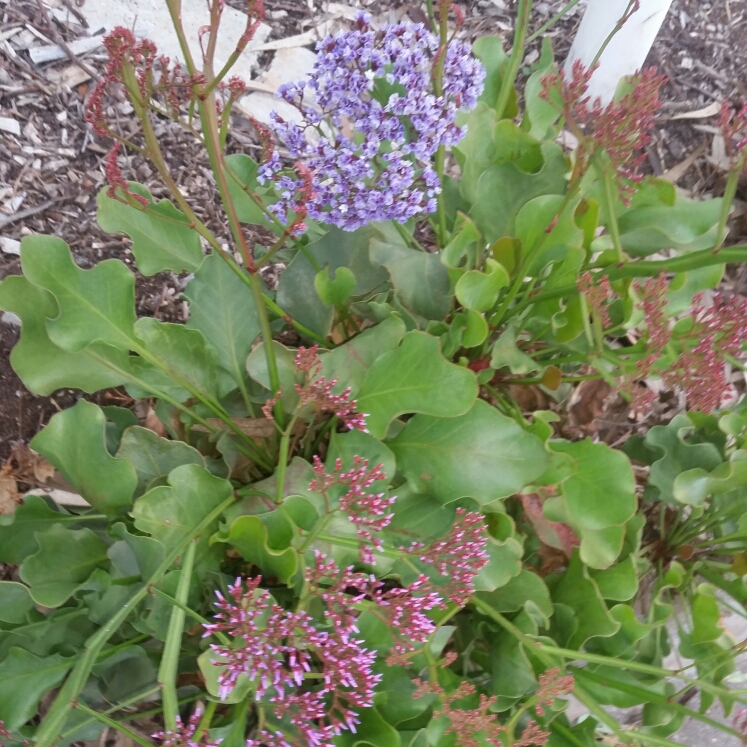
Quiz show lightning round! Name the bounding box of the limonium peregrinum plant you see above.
[7,1,747,747]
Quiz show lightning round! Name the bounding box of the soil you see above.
[1,0,747,461]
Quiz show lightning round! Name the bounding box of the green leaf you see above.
[389,399,549,505]
[334,706,400,747]
[474,515,524,592]
[462,310,489,348]
[489,610,539,707]
[453,104,498,204]
[102,406,138,454]
[129,317,225,402]
[20,235,138,351]
[19,525,109,608]
[548,440,636,531]
[547,552,620,648]
[0,648,71,729]
[369,241,451,322]
[110,523,166,580]
[0,582,36,624]
[320,315,406,397]
[328,429,397,480]
[469,142,568,243]
[619,198,723,256]
[455,259,509,312]
[589,555,639,602]
[0,496,68,565]
[490,325,539,375]
[315,266,356,308]
[642,415,723,504]
[673,449,747,507]
[31,400,137,516]
[492,120,544,172]
[131,464,233,552]
[276,226,390,338]
[475,568,553,628]
[97,184,204,275]
[183,253,261,390]
[198,649,254,704]
[225,154,276,229]
[522,42,560,140]
[116,426,205,496]
[216,512,298,584]
[442,213,481,271]
[246,341,300,412]
[691,585,722,645]
[0,276,130,396]
[472,36,515,115]
[357,332,478,439]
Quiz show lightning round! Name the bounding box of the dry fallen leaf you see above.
[145,407,168,437]
[0,467,20,515]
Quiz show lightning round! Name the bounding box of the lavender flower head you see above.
[258,11,485,231]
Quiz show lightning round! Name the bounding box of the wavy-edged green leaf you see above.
[469,141,568,243]
[357,332,478,439]
[0,582,36,625]
[475,568,553,628]
[547,552,620,648]
[129,317,226,402]
[453,103,498,205]
[320,315,406,397]
[489,610,539,708]
[19,525,109,608]
[20,235,138,351]
[0,276,129,396]
[474,514,523,592]
[471,36,516,116]
[674,449,747,507]
[97,183,204,275]
[548,440,636,531]
[116,426,205,496]
[131,464,233,553]
[334,706,400,747]
[215,512,298,584]
[389,399,548,505]
[0,648,71,729]
[369,241,451,322]
[31,400,136,516]
[619,197,723,256]
[183,253,261,390]
[276,226,390,338]
[455,259,509,312]
[522,38,560,140]
[110,523,166,581]
[641,414,723,504]
[0,495,68,565]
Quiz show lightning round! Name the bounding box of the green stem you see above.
[495,0,533,119]
[526,0,582,42]
[159,540,197,731]
[590,0,640,69]
[197,700,218,740]
[600,165,625,263]
[72,702,154,747]
[249,272,284,422]
[501,244,747,321]
[34,494,237,747]
[276,415,299,503]
[713,153,746,253]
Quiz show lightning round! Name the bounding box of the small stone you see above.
[0,117,20,136]
[0,237,21,255]
[2,312,21,327]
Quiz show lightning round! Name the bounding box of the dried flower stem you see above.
[527,0,582,43]
[496,0,533,119]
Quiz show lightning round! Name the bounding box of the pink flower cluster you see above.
[152,708,221,747]
[264,346,367,431]
[718,100,747,163]
[407,508,490,605]
[310,455,395,562]
[577,271,613,328]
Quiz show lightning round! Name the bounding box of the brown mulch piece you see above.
[1,0,747,460]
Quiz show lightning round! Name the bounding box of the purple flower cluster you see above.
[257,11,485,231]
[152,708,221,747]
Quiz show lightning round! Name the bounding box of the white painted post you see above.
[565,0,675,104]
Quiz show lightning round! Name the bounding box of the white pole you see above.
[565,0,675,105]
